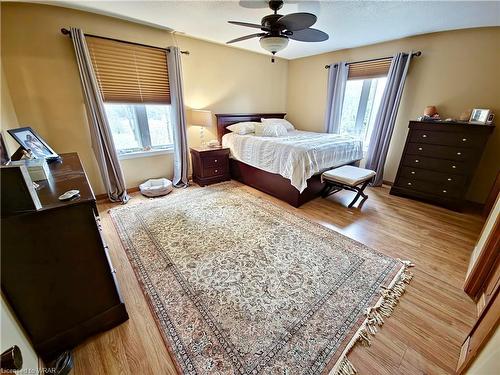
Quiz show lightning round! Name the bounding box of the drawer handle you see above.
[411,171,416,175]
[443,190,447,193]
[214,159,218,163]
[418,147,423,151]
[215,169,218,173]
[452,165,456,169]
[407,182,412,186]
[422,134,428,138]
[456,152,461,156]
[415,159,419,163]
[447,178,452,181]
[462,138,467,142]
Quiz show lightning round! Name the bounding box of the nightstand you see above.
[190,147,230,186]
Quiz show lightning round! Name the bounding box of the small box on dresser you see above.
[190,147,230,186]
[390,121,494,211]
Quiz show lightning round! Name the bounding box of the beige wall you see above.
[1,2,288,194]
[466,194,499,278]
[1,64,21,154]
[287,27,500,203]
[466,326,500,374]
[1,295,39,371]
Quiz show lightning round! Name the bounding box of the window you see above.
[339,77,387,151]
[86,36,173,156]
[104,104,173,155]
[339,57,391,152]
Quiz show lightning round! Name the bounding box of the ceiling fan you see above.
[227,0,329,62]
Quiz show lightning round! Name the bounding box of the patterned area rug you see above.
[110,182,412,375]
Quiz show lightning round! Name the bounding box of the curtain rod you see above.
[60,28,190,55]
[324,51,421,69]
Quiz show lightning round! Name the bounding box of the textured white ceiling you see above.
[44,0,500,59]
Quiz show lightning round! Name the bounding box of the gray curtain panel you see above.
[324,61,348,133]
[167,46,189,188]
[70,28,129,203]
[365,52,412,186]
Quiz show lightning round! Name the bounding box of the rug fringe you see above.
[336,357,357,375]
[331,260,414,375]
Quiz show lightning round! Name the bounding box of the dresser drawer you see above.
[202,155,226,168]
[397,177,462,198]
[406,143,473,161]
[399,167,466,186]
[410,130,483,148]
[202,166,227,178]
[402,155,467,175]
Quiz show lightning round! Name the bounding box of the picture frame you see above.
[469,109,491,125]
[7,127,59,160]
[0,133,9,165]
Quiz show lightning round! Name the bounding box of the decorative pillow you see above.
[255,123,288,137]
[261,118,295,131]
[226,121,259,135]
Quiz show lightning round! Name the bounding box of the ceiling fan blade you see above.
[227,33,266,44]
[277,12,317,31]
[288,28,329,42]
[228,21,264,29]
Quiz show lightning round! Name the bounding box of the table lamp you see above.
[189,109,212,147]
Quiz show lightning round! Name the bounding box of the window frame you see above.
[118,147,173,160]
[103,102,174,159]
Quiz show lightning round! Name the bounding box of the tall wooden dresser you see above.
[1,153,128,361]
[390,121,494,211]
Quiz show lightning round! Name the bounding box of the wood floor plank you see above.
[94,329,132,375]
[401,347,453,374]
[70,183,483,374]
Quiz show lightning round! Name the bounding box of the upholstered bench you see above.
[321,166,376,208]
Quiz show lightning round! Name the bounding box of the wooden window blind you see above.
[348,58,392,80]
[86,36,170,104]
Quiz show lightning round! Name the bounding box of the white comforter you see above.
[222,130,363,192]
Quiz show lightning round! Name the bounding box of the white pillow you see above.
[226,121,259,135]
[261,118,295,131]
[255,123,288,137]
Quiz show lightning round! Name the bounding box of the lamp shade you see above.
[259,36,289,54]
[189,109,212,127]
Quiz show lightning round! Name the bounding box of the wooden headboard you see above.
[215,113,286,142]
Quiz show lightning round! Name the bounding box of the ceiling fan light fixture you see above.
[259,35,289,54]
[228,0,328,61]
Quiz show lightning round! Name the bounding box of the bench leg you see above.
[321,183,342,198]
[321,183,331,198]
[348,180,370,208]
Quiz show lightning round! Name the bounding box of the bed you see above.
[216,113,363,207]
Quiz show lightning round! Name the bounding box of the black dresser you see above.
[1,153,128,361]
[390,121,494,211]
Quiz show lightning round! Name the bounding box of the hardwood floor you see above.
[71,183,484,374]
